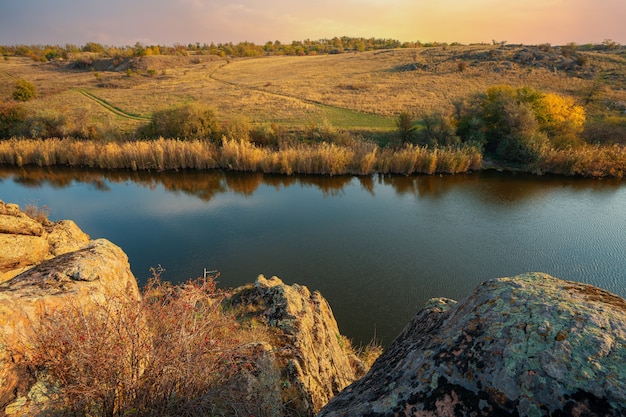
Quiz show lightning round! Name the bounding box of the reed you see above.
[537,144,626,178]
[0,137,483,176]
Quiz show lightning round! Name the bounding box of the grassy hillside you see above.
[1,44,625,137]
[1,43,625,177]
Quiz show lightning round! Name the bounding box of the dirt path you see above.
[72,89,150,121]
[1,71,18,80]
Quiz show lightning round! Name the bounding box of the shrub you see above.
[416,111,460,147]
[23,273,279,417]
[12,79,37,101]
[395,111,416,145]
[142,102,220,141]
[0,102,28,138]
[223,114,251,142]
[23,109,68,138]
[458,85,586,162]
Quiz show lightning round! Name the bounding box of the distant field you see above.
[1,44,625,136]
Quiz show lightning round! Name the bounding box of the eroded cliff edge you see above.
[319,272,626,416]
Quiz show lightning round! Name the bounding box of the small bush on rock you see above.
[24,271,279,417]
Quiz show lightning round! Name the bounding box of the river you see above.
[1,166,624,345]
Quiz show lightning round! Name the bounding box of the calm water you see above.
[1,166,625,345]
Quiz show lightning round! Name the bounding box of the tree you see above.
[12,79,37,101]
[416,111,460,147]
[535,93,585,138]
[82,42,105,53]
[395,112,416,144]
[457,85,585,162]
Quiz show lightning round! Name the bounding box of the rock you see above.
[0,201,90,282]
[46,219,91,257]
[0,202,141,415]
[228,275,367,416]
[319,273,626,417]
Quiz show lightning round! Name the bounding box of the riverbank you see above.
[0,137,624,178]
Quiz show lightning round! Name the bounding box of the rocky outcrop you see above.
[0,201,90,282]
[0,202,140,415]
[319,273,626,417]
[0,201,365,416]
[228,275,367,416]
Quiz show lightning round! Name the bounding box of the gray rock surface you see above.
[229,275,367,416]
[319,273,626,417]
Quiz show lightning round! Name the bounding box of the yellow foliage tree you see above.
[536,93,586,139]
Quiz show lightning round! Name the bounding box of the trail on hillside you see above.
[1,71,18,80]
[72,89,150,121]
[207,62,392,129]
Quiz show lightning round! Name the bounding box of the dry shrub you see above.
[24,272,279,417]
[537,144,626,178]
[23,202,50,223]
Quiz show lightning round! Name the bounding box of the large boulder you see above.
[0,201,90,282]
[0,202,140,415]
[319,273,626,416]
[228,275,367,416]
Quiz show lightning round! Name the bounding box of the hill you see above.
[1,43,625,137]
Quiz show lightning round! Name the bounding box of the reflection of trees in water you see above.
[0,166,621,205]
[0,167,357,201]
[379,171,622,204]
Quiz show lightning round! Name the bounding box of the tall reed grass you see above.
[536,144,626,178]
[0,137,484,176]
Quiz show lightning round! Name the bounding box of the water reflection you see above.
[1,166,621,205]
[0,164,624,346]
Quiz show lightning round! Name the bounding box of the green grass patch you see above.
[314,104,396,130]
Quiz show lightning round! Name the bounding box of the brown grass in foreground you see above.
[0,137,483,176]
[21,274,282,417]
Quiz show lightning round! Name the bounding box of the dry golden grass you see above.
[3,45,625,132]
[0,137,482,176]
[2,46,625,177]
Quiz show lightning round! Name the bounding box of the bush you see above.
[416,111,460,147]
[223,114,251,142]
[457,85,586,162]
[0,102,28,138]
[12,79,37,101]
[395,111,416,145]
[142,102,220,141]
[23,109,67,138]
[24,273,279,417]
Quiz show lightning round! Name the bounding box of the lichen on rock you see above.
[228,275,368,416]
[319,273,626,417]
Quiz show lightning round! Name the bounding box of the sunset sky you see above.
[1,0,625,47]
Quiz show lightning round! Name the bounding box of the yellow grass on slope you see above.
[4,45,624,133]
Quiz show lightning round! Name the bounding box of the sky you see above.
[1,0,625,47]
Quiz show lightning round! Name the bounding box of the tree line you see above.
[0,37,438,62]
